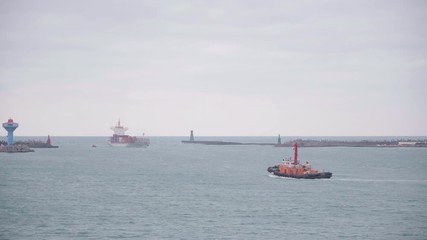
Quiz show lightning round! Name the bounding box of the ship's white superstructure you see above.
[111,121,128,135]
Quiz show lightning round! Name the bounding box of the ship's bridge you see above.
[111,120,128,135]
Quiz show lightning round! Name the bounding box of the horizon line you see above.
[6,135,427,138]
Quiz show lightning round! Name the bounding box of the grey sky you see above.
[1,0,426,136]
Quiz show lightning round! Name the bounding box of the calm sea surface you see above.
[1,136,426,239]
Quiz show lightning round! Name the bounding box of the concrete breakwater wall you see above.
[15,140,58,148]
[181,140,275,146]
[275,139,427,147]
[181,139,427,147]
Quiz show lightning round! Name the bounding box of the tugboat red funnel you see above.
[267,143,332,179]
[294,142,298,165]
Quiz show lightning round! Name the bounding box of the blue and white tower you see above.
[2,118,19,145]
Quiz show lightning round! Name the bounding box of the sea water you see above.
[0,136,426,239]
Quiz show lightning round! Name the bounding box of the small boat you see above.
[267,143,332,179]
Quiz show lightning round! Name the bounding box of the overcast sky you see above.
[1,0,426,136]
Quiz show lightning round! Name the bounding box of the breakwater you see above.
[181,140,275,146]
[15,140,58,148]
[182,138,427,147]
[0,138,58,153]
[0,144,34,153]
[275,139,427,147]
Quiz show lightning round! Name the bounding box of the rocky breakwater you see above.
[0,143,34,153]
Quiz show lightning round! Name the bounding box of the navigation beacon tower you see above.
[190,130,195,141]
[2,118,19,145]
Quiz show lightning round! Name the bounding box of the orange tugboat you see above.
[267,143,332,179]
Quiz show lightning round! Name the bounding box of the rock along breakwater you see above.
[0,144,34,153]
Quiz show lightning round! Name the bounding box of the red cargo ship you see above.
[108,120,149,148]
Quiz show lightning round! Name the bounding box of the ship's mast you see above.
[294,143,298,165]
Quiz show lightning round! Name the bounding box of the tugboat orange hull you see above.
[267,166,332,179]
